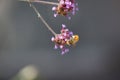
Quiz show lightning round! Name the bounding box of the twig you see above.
[27,0,57,36]
[19,0,58,5]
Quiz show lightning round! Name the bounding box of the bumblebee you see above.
[66,35,79,46]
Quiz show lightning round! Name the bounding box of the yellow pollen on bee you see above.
[73,35,79,42]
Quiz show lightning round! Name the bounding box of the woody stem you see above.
[27,0,57,36]
[19,0,59,5]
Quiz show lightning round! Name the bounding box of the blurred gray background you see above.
[0,0,120,80]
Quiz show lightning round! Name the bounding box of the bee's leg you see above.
[66,41,71,46]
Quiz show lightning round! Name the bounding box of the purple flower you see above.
[51,24,75,55]
[52,0,78,18]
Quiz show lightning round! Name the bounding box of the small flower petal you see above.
[51,37,55,41]
[52,7,56,11]
[54,45,58,49]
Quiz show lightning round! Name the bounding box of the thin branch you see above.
[19,0,59,5]
[27,0,57,36]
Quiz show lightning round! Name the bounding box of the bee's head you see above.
[73,35,79,43]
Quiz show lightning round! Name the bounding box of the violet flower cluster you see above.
[52,0,78,19]
[51,24,77,55]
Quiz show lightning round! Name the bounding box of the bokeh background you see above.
[0,0,120,80]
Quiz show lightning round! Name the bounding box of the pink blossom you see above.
[52,0,78,18]
[51,24,74,55]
